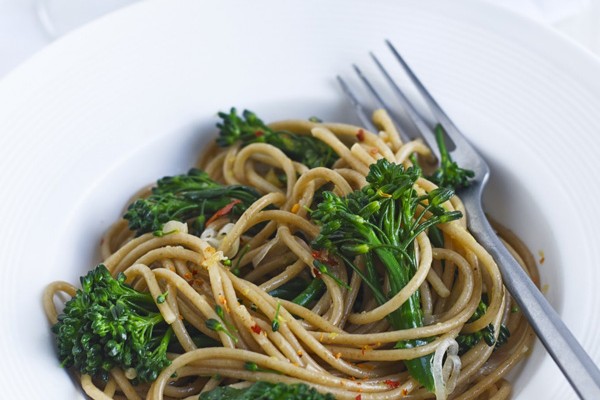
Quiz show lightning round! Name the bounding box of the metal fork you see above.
[338,40,600,400]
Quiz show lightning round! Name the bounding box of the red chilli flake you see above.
[356,129,365,142]
[312,267,322,278]
[402,388,409,396]
[355,395,362,400]
[384,380,400,389]
[250,324,262,334]
[254,130,264,137]
[205,199,242,226]
[312,249,336,266]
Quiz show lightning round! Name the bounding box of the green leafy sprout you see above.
[311,158,463,392]
[215,305,238,338]
[205,318,238,343]
[124,168,260,236]
[427,124,475,189]
[271,303,282,332]
[216,108,338,169]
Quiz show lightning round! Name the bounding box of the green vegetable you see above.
[206,318,238,343]
[124,168,260,236]
[271,303,282,332]
[266,275,326,308]
[232,244,252,276]
[291,278,326,307]
[199,381,335,400]
[244,362,281,374]
[216,108,338,169]
[455,299,511,355]
[267,277,309,300]
[428,124,475,189]
[312,260,351,289]
[51,264,173,383]
[311,159,463,392]
[156,290,169,304]
[168,324,220,352]
[215,305,238,338]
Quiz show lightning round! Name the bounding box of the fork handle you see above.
[467,202,600,400]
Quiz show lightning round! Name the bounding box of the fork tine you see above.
[351,64,411,143]
[336,76,378,133]
[385,39,468,149]
[368,53,441,160]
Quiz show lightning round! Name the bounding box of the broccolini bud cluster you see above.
[428,124,475,189]
[216,108,338,169]
[311,159,463,392]
[124,168,260,236]
[456,299,511,355]
[52,264,172,382]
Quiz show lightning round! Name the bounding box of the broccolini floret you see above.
[428,124,475,189]
[124,168,260,236]
[311,158,462,392]
[51,264,173,382]
[456,298,511,355]
[199,381,335,400]
[216,108,338,169]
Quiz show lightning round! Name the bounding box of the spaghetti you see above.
[44,110,537,400]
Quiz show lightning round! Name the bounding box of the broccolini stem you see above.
[292,278,326,307]
[310,160,465,393]
[206,318,238,343]
[271,303,282,332]
[372,246,434,391]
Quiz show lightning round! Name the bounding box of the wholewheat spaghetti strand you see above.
[44,110,537,400]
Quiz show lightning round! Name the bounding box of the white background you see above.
[1,0,600,80]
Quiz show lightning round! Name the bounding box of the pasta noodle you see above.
[44,110,537,400]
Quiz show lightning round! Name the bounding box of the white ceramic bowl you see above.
[1,0,599,398]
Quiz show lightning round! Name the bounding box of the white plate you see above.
[1,0,599,398]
